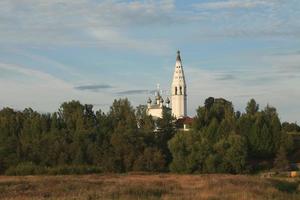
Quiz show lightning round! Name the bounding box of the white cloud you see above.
[4,48,85,80]
[0,0,299,48]
[0,0,299,123]
[266,53,300,72]
[0,0,175,52]
[0,63,69,86]
[192,0,274,10]
[0,62,114,112]
[87,28,171,54]
[189,0,300,39]
[185,65,300,122]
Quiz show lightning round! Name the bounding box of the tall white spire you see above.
[171,50,187,118]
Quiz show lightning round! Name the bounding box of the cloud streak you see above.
[0,62,70,87]
[87,28,171,54]
[0,0,299,49]
[75,84,114,92]
[0,0,300,123]
[215,74,236,81]
[0,62,115,113]
[117,89,156,96]
[192,0,273,10]
[0,0,175,53]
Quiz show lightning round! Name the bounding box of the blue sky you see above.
[0,0,299,122]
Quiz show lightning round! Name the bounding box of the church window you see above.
[180,86,182,95]
[175,87,178,95]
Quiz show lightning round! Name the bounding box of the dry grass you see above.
[0,174,299,200]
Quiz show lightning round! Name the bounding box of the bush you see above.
[5,163,102,176]
[5,162,45,176]
[254,161,273,172]
[47,165,102,175]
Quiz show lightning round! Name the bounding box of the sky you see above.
[0,0,299,122]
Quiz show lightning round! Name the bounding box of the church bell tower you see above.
[171,50,187,118]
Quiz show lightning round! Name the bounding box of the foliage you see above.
[237,101,289,160]
[5,163,102,175]
[170,97,293,173]
[0,97,295,175]
[46,165,102,175]
[169,98,247,173]
[274,146,290,171]
[5,162,45,176]
[282,122,300,133]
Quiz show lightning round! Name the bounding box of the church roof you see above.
[176,116,193,125]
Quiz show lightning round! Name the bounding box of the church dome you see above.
[156,95,160,100]
[166,97,170,104]
[147,97,152,104]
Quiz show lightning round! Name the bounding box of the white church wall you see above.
[147,108,163,118]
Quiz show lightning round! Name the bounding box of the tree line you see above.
[0,98,297,175]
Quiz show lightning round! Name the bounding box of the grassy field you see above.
[0,173,299,200]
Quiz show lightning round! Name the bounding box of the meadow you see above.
[0,174,299,200]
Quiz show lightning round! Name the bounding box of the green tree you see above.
[246,99,259,115]
[0,97,296,175]
[274,146,289,171]
[282,122,300,132]
[106,99,143,172]
[168,131,192,173]
[156,107,175,169]
[224,135,247,173]
[133,147,165,172]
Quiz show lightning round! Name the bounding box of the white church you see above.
[146,51,192,130]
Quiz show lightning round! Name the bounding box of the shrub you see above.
[5,162,45,176]
[5,163,102,176]
[47,165,102,175]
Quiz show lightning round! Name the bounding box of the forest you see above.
[0,97,299,175]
